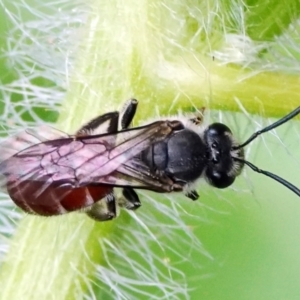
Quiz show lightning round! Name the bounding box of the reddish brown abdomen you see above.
[7,179,112,216]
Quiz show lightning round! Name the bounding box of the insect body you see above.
[0,102,183,220]
[0,100,299,221]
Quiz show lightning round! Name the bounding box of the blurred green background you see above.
[0,1,300,299]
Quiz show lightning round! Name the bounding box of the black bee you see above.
[0,99,299,221]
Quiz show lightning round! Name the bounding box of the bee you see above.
[0,99,299,221]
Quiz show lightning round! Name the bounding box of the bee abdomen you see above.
[7,179,112,216]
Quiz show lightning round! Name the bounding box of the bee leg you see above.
[170,177,198,199]
[85,193,117,221]
[76,111,120,136]
[185,190,199,201]
[77,98,139,137]
[119,99,140,209]
[119,187,141,210]
[120,98,138,129]
[189,107,206,125]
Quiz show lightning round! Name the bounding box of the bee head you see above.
[204,123,244,188]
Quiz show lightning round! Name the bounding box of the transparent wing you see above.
[0,121,174,214]
[92,160,175,193]
[0,125,69,161]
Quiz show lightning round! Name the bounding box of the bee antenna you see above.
[234,157,300,197]
[233,106,300,150]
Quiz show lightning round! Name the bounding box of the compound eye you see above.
[208,123,232,136]
[206,168,235,189]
